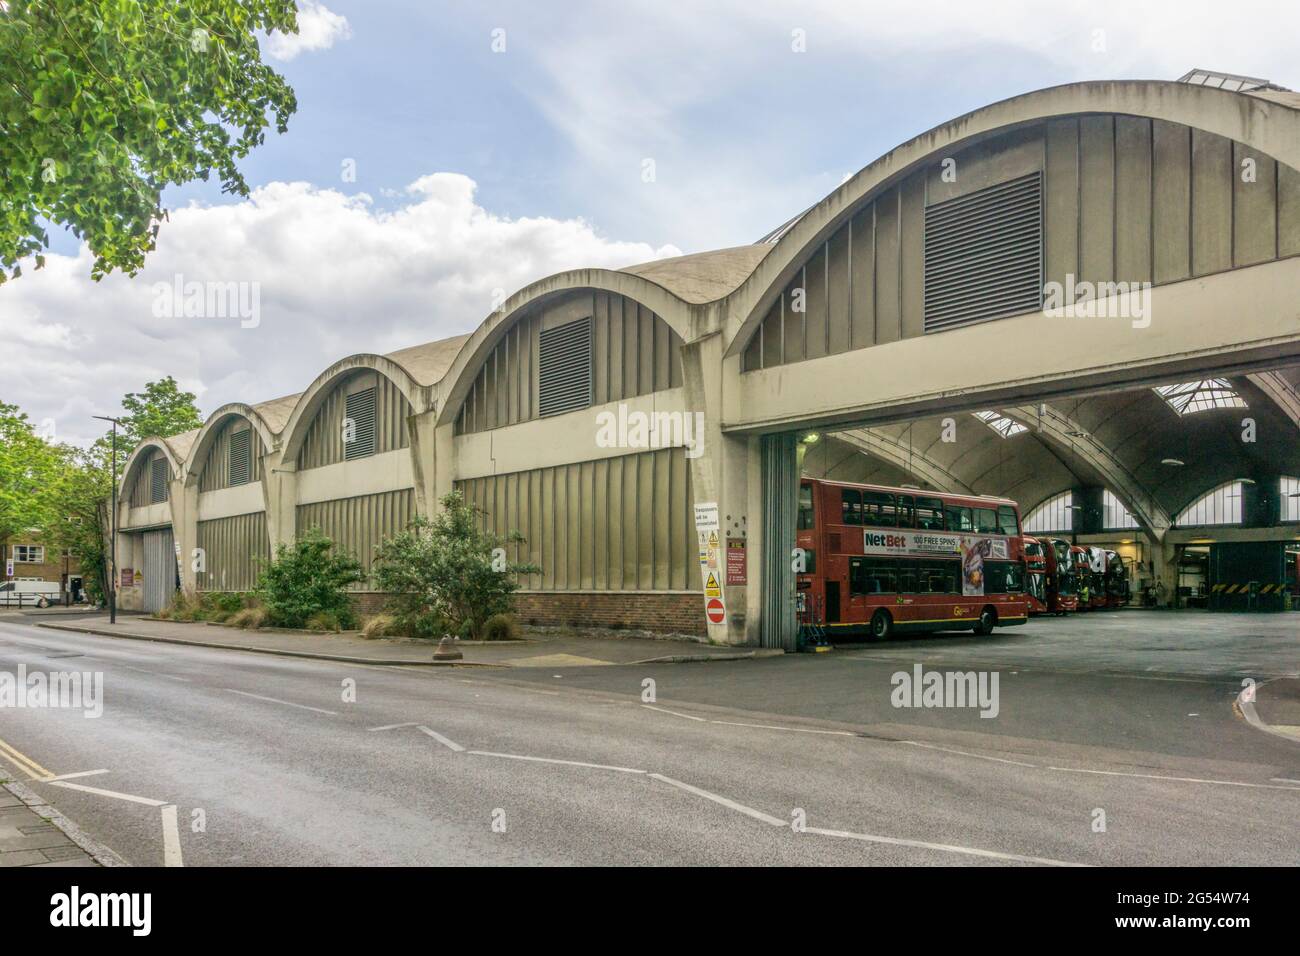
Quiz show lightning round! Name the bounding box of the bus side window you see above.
[849,557,866,596]
[945,505,973,532]
[915,497,944,530]
[897,494,915,528]
[864,558,898,593]
[863,491,896,527]
[974,507,999,534]
[841,488,862,526]
[997,505,1020,536]
[898,563,918,593]
[940,561,960,593]
[798,483,815,530]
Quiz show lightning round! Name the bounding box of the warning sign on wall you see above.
[704,571,721,598]
[726,537,746,585]
[706,597,726,625]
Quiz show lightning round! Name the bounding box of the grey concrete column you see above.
[170,477,198,595]
[432,422,456,512]
[262,449,297,551]
[408,409,439,516]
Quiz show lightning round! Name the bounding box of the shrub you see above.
[304,611,344,633]
[361,613,397,640]
[256,529,363,629]
[372,491,540,641]
[481,613,520,642]
[228,606,268,629]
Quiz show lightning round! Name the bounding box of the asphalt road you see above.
[0,616,1297,866]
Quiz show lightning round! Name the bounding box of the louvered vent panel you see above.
[229,428,252,486]
[923,172,1043,333]
[344,387,377,460]
[538,317,593,417]
[150,457,168,503]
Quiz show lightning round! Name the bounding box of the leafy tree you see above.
[0,0,299,282]
[256,528,363,629]
[0,401,61,560]
[118,376,203,447]
[372,491,540,640]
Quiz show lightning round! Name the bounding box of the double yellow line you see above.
[0,735,53,780]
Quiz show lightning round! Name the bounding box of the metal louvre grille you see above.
[344,387,377,460]
[228,428,252,486]
[149,457,168,504]
[538,317,592,417]
[923,171,1043,333]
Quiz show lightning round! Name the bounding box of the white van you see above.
[0,579,62,608]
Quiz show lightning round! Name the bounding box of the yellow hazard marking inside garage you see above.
[509,653,614,668]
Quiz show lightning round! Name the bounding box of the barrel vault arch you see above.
[185,403,278,489]
[724,79,1300,360]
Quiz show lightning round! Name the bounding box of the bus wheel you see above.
[870,610,893,640]
[973,607,997,636]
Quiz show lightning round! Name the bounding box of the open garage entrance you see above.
[756,362,1300,649]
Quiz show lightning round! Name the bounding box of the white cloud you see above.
[0,175,680,445]
[264,1,352,61]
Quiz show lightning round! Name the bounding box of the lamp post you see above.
[93,415,123,624]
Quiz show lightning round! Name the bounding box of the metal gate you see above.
[760,433,799,651]
[142,528,177,613]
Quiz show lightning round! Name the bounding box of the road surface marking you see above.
[417,726,465,752]
[642,704,706,721]
[0,735,53,780]
[711,719,857,737]
[223,689,338,715]
[161,805,184,867]
[47,780,169,807]
[41,769,110,782]
[804,826,1088,866]
[368,722,420,732]
[1271,778,1300,785]
[648,773,786,826]
[116,663,191,682]
[901,740,1039,768]
[1047,766,1300,791]
[469,751,645,774]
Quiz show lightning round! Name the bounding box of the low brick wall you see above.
[346,590,705,637]
[512,590,705,637]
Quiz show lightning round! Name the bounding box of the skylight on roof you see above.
[1176,69,1281,93]
[1153,379,1247,416]
[972,410,1027,438]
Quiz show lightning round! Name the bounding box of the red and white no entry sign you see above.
[706,597,725,624]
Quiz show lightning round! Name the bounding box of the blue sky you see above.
[10,0,1300,444]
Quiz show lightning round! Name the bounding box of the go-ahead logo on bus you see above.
[862,530,962,556]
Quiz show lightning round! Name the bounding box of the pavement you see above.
[29,612,778,667]
[0,782,109,867]
[0,610,1296,866]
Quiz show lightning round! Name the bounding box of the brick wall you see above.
[346,590,706,637]
[512,591,705,637]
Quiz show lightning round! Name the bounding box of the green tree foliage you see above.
[0,0,299,282]
[256,528,363,629]
[43,441,112,601]
[372,491,540,640]
[118,376,203,447]
[0,401,60,551]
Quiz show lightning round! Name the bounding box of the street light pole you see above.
[94,415,123,625]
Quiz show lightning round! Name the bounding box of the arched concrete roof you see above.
[184,403,279,487]
[620,245,773,305]
[279,353,430,463]
[722,78,1300,356]
[434,267,699,426]
[120,435,187,495]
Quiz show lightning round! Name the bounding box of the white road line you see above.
[47,780,168,807]
[901,740,1039,768]
[641,704,706,721]
[710,719,858,737]
[804,826,1088,867]
[368,722,420,732]
[1047,766,1300,791]
[115,663,190,682]
[223,689,338,716]
[1271,778,1300,785]
[160,805,184,867]
[417,726,465,752]
[648,773,786,826]
[41,769,110,782]
[468,751,646,774]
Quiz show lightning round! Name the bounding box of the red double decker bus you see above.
[1042,537,1078,613]
[1024,536,1049,615]
[795,479,1029,640]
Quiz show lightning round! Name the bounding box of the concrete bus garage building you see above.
[114,74,1300,647]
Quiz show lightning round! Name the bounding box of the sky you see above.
[4,0,1300,445]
